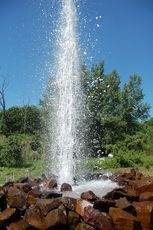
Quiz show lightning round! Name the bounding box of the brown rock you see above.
[7,187,27,209]
[7,220,25,230]
[43,177,57,189]
[75,222,96,230]
[44,204,67,229]
[116,197,131,209]
[42,190,62,199]
[81,190,99,201]
[36,198,62,215]
[109,207,141,230]
[62,197,77,211]
[75,199,93,217]
[131,178,153,194]
[139,191,153,201]
[132,201,153,229]
[61,183,72,191]
[93,198,115,213]
[26,195,37,207]
[24,206,45,229]
[13,183,32,193]
[84,206,114,230]
[0,208,16,223]
[0,190,7,211]
[68,211,80,230]
[28,187,42,198]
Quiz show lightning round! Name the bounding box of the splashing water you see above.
[46,0,85,185]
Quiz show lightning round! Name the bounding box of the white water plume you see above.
[46,0,85,185]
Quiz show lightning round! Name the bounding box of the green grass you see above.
[0,160,45,185]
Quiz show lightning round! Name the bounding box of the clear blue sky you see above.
[0,0,153,115]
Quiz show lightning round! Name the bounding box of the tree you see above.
[0,80,8,132]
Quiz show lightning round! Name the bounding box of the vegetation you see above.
[0,60,153,176]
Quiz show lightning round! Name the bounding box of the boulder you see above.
[28,187,42,198]
[84,206,114,230]
[62,197,77,211]
[75,222,96,230]
[68,211,80,230]
[7,220,25,230]
[81,190,99,201]
[93,198,116,213]
[0,190,7,211]
[43,177,57,189]
[61,183,72,192]
[24,206,45,229]
[139,191,153,201]
[75,199,93,217]
[132,201,153,229]
[36,198,62,215]
[0,208,16,224]
[7,187,27,209]
[44,204,67,229]
[109,207,141,230]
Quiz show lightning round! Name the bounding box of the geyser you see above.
[46,0,85,184]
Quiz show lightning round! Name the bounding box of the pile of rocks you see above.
[0,170,153,229]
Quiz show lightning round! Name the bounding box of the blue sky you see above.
[0,0,153,115]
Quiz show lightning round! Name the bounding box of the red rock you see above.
[44,204,67,229]
[26,195,37,207]
[75,199,93,217]
[109,207,141,230]
[68,211,80,230]
[132,201,153,229]
[93,198,116,213]
[7,220,25,230]
[43,177,57,189]
[36,198,62,215]
[0,208,16,223]
[81,190,99,201]
[84,206,114,230]
[28,187,42,198]
[13,183,32,193]
[7,187,27,209]
[139,191,153,201]
[62,197,77,211]
[75,222,96,230]
[61,183,72,191]
[24,206,45,229]
[130,178,153,194]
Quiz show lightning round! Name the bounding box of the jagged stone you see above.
[75,199,93,217]
[93,198,115,213]
[0,208,16,228]
[62,197,77,211]
[81,190,99,201]
[7,187,27,209]
[68,211,80,230]
[132,201,153,229]
[26,195,37,207]
[75,222,96,230]
[24,206,45,229]
[7,220,25,230]
[84,206,114,230]
[109,207,141,230]
[139,191,153,201]
[43,177,57,189]
[36,198,62,215]
[28,187,42,198]
[44,204,67,229]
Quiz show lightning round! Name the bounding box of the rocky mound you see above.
[0,170,153,229]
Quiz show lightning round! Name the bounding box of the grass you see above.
[0,160,45,185]
[1,155,153,185]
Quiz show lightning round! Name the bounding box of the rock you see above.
[115,197,131,209]
[93,198,116,213]
[62,197,77,211]
[0,190,7,211]
[0,208,16,227]
[109,207,141,230]
[61,183,72,192]
[7,220,25,230]
[81,190,99,201]
[13,183,32,193]
[75,199,93,217]
[44,204,67,229]
[26,195,37,207]
[43,177,57,189]
[7,187,27,209]
[24,206,45,229]
[75,222,96,230]
[130,177,153,195]
[28,187,42,198]
[36,198,62,216]
[139,191,153,201]
[42,190,62,199]
[68,211,80,230]
[132,201,153,229]
[84,206,114,230]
